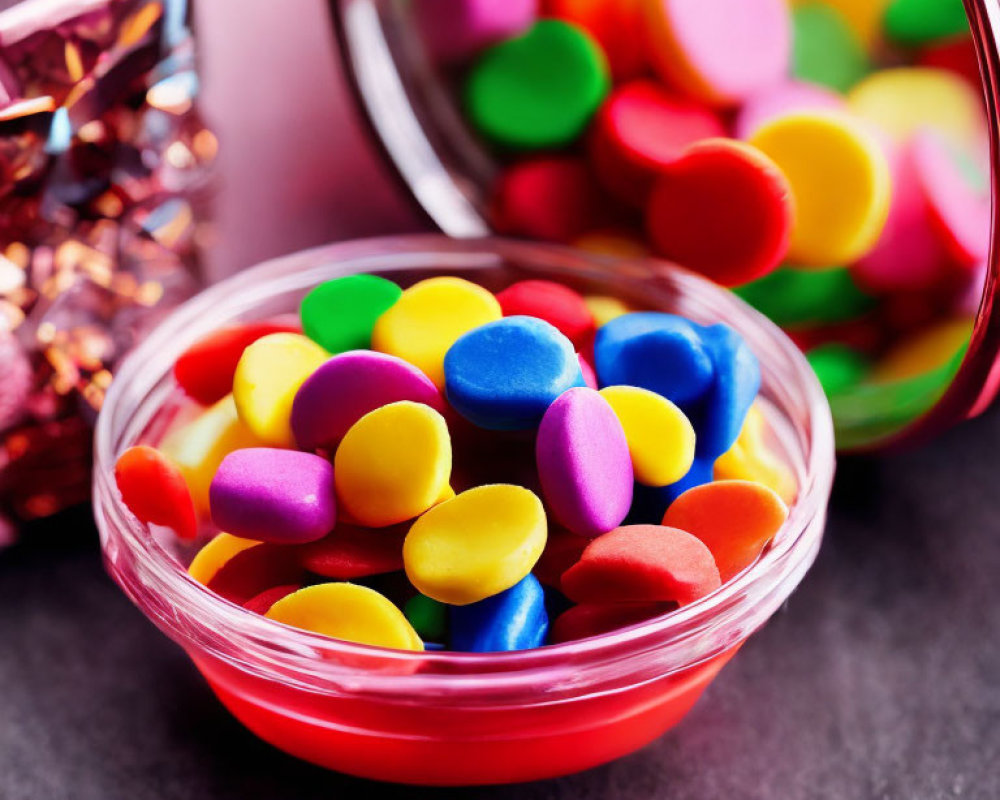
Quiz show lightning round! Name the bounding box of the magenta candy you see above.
[735,80,845,140]
[415,0,538,63]
[209,448,335,543]
[291,351,444,451]
[536,387,633,537]
[578,353,598,389]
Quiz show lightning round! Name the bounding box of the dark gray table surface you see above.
[2,404,999,800]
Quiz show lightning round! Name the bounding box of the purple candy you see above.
[536,387,633,538]
[415,0,538,63]
[210,448,335,543]
[291,351,444,451]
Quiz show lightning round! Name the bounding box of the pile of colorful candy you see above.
[113,273,795,652]
[0,0,215,531]
[414,0,989,443]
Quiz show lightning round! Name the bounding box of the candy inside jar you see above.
[335,0,994,449]
[112,262,800,653]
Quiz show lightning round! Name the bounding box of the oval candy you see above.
[299,521,408,579]
[114,445,197,540]
[299,274,402,354]
[550,601,671,644]
[403,484,547,605]
[450,573,549,652]
[496,279,595,347]
[536,387,633,537]
[188,533,262,585]
[334,401,452,527]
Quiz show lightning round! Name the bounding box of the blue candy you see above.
[593,313,715,406]
[625,457,715,525]
[450,573,549,652]
[444,316,585,430]
[691,323,761,458]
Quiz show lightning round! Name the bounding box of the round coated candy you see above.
[626,456,716,525]
[646,138,793,286]
[883,0,969,45]
[550,601,670,644]
[114,445,197,540]
[544,0,644,79]
[643,0,790,106]
[464,19,610,149]
[789,0,889,48]
[450,573,549,652]
[160,394,263,514]
[496,280,595,348]
[206,543,304,605]
[735,79,845,140]
[210,448,336,544]
[560,524,722,605]
[791,2,869,92]
[174,321,300,406]
[403,484,547,605]
[266,583,423,651]
[805,343,872,395]
[232,333,328,447]
[714,405,797,504]
[918,37,981,88]
[404,593,449,643]
[599,386,695,487]
[734,266,875,327]
[188,533,262,585]
[536,387,633,537]
[662,480,788,581]
[532,524,590,587]
[594,312,714,406]
[299,521,408,579]
[334,401,452,528]
[414,0,537,63]
[299,275,402,354]
[444,316,585,430]
[371,276,502,390]
[492,157,611,243]
[243,584,300,615]
[847,67,985,149]
[694,324,762,458]
[290,351,444,451]
[588,80,725,205]
[749,112,891,266]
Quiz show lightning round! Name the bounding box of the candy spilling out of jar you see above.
[113,273,795,652]
[423,0,989,443]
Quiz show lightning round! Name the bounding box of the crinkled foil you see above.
[0,0,214,536]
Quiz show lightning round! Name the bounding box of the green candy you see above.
[792,4,870,92]
[464,19,610,150]
[404,593,448,643]
[807,343,872,396]
[299,274,401,354]
[734,266,876,327]
[883,0,969,46]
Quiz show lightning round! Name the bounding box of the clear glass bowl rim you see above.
[93,234,835,702]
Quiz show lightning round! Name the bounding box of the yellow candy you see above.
[232,333,327,447]
[266,583,423,650]
[160,394,262,513]
[598,385,696,487]
[714,404,797,505]
[848,68,985,150]
[573,231,649,259]
[371,277,502,389]
[871,317,973,383]
[188,532,261,585]
[750,111,891,266]
[334,401,452,527]
[403,484,547,605]
[584,295,632,327]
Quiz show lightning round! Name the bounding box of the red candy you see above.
[242,584,302,615]
[589,80,725,205]
[560,524,722,605]
[496,280,596,347]
[207,543,306,605]
[114,445,197,540]
[646,139,793,287]
[919,37,982,89]
[491,157,613,243]
[174,321,301,405]
[544,0,646,80]
[550,601,673,643]
[533,525,590,587]
[299,522,408,579]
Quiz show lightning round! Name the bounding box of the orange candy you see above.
[544,0,646,80]
[114,445,197,539]
[662,479,788,581]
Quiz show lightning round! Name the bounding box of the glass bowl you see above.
[332,0,1000,451]
[93,234,834,785]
